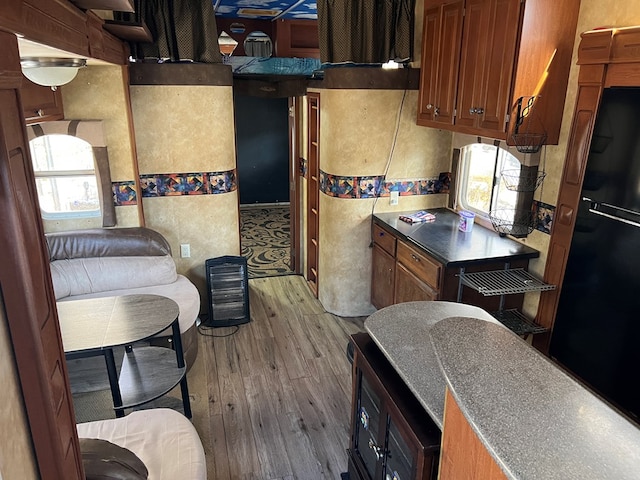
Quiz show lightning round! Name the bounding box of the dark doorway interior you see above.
[234,94,290,205]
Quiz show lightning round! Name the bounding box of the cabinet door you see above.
[476,0,521,133]
[384,416,416,480]
[395,263,438,304]
[417,5,442,124]
[455,0,492,129]
[457,0,521,134]
[353,372,384,479]
[372,244,396,309]
[417,1,464,127]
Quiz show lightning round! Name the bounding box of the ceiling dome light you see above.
[21,57,87,90]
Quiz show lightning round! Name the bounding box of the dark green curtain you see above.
[317,0,415,64]
[117,0,222,63]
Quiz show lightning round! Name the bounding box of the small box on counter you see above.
[399,210,436,224]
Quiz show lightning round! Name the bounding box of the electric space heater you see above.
[204,256,250,327]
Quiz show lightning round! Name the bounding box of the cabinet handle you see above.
[411,254,420,262]
[476,107,484,114]
[426,103,433,109]
[36,109,44,117]
[433,106,439,117]
[368,439,384,461]
[469,107,477,115]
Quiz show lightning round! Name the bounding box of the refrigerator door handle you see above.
[582,196,640,228]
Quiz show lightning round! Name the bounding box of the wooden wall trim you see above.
[534,26,640,352]
[0,31,84,479]
[129,63,233,86]
[308,67,421,90]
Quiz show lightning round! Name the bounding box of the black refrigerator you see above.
[550,87,640,423]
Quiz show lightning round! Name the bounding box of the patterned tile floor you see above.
[240,204,293,278]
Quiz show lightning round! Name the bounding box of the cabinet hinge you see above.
[505,113,510,125]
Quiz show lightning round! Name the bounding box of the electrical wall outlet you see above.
[180,244,191,258]
[390,191,399,206]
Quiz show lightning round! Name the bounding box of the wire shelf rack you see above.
[491,309,548,336]
[458,269,556,296]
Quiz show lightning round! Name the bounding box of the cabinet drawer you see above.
[397,241,442,291]
[373,224,397,256]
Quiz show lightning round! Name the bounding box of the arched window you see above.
[456,142,520,218]
[454,139,542,238]
[27,120,115,227]
[30,134,99,219]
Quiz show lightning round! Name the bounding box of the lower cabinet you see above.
[371,222,529,314]
[371,224,441,308]
[372,243,396,309]
[394,263,438,304]
[348,332,441,480]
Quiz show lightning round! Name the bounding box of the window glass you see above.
[457,143,521,220]
[29,134,100,219]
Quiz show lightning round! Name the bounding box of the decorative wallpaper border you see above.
[112,170,555,236]
[319,171,451,199]
[112,169,238,206]
[113,181,138,206]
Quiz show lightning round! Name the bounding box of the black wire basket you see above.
[501,169,547,192]
[510,132,547,154]
[489,209,536,237]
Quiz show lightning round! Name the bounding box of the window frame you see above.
[454,140,536,237]
[26,120,116,227]
[30,134,101,220]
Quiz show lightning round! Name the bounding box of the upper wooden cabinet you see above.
[417,1,464,127]
[0,0,128,65]
[417,0,580,145]
[20,77,64,124]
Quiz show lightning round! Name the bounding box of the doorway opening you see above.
[234,93,299,278]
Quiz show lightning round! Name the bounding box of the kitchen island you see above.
[361,301,640,480]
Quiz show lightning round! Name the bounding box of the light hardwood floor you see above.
[187,274,366,480]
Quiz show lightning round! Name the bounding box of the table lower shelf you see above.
[118,346,186,410]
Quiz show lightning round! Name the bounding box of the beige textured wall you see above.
[0,298,39,480]
[130,85,240,305]
[314,88,452,316]
[49,65,140,232]
[520,0,640,319]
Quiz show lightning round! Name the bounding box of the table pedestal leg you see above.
[104,348,125,418]
[172,321,192,418]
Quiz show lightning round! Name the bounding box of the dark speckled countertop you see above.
[374,208,539,266]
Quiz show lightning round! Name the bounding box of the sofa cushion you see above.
[47,227,171,260]
[51,256,177,300]
[79,438,148,480]
[76,408,206,480]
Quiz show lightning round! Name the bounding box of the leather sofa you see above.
[47,227,201,368]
